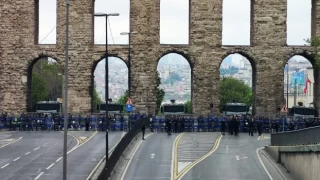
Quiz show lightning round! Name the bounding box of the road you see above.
[121,132,286,180]
[122,133,179,180]
[0,131,124,180]
[181,134,272,180]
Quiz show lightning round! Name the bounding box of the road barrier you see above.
[271,126,320,146]
[97,117,150,180]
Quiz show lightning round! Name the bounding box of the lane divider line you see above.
[0,137,23,149]
[86,131,126,180]
[67,131,98,154]
[46,163,55,170]
[13,157,20,162]
[120,133,154,180]
[256,147,274,180]
[34,172,44,180]
[1,163,10,169]
[25,152,30,155]
[56,157,62,163]
[175,134,223,180]
[43,143,47,146]
[34,147,40,151]
[171,133,184,180]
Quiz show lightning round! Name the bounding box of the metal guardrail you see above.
[97,117,150,180]
[271,126,320,146]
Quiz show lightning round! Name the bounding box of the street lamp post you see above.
[94,12,119,165]
[287,63,289,108]
[120,31,137,98]
[63,0,70,179]
[120,31,137,130]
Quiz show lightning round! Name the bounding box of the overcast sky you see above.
[39,0,311,46]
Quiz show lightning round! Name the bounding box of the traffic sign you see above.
[126,104,133,112]
[280,105,288,113]
[126,98,133,105]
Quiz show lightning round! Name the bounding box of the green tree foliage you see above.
[305,36,320,68]
[184,100,192,114]
[31,58,62,110]
[156,72,165,114]
[31,72,49,107]
[219,77,252,112]
[93,85,102,112]
[118,90,129,111]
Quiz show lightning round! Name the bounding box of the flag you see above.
[304,78,312,94]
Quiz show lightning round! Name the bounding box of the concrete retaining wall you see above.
[280,152,320,180]
[265,145,320,180]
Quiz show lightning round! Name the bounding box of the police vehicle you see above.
[289,106,316,119]
[97,103,123,114]
[223,103,249,116]
[35,101,62,114]
[161,100,185,115]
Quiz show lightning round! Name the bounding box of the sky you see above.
[39,0,312,46]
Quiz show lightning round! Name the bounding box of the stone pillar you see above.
[130,0,161,114]
[252,0,287,115]
[189,0,223,115]
[57,0,94,113]
[0,0,37,113]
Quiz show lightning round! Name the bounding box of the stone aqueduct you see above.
[0,0,320,115]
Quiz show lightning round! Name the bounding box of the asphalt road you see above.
[181,133,272,180]
[0,131,124,180]
[123,133,179,180]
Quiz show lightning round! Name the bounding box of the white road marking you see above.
[226,145,229,153]
[235,155,248,160]
[25,152,30,155]
[46,163,55,170]
[0,137,23,149]
[86,131,126,180]
[67,131,98,154]
[120,133,153,180]
[150,153,156,158]
[256,147,273,180]
[56,157,62,163]
[34,172,44,180]
[34,147,40,151]
[42,143,47,146]
[13,157,20,161]
[1,163,9,169]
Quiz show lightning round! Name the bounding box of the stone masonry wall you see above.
[0,0,319,115]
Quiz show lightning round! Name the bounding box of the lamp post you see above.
[120,31,137,98]
[94,12,119,165]
[63,0,70,179]
[286,63,289,108]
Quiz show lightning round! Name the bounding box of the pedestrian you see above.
[249,118,254,136]
[221,119,226,135]
[141,122,146,140]
[166,118,172,135]
[85,115,90,131]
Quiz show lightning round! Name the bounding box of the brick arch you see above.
[284,50,319,115]
[285,50,316,67]
[219,50,257,116]
[156,50,193,111]
[90,55,128,112]
[26,55,62,112]
[157,49,193,69]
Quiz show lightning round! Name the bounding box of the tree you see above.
[31,72,49,108]
[184,100,192,114]
[305,36,320,68]
[156,72,165,114]
[118,90,129,111]
[93,84,102,112]
[219,77,252,112]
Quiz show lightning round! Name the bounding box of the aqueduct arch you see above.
[0,0,320,115]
